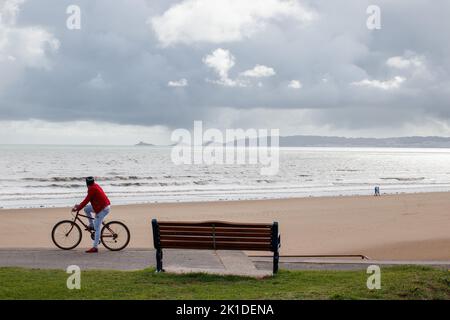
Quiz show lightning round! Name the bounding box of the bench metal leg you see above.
[271,222,280,274]
[273,251,279,274]
[156,249,164,272]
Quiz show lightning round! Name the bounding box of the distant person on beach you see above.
[374,186,380,196]
[72,177,111,253]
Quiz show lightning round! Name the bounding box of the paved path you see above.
[0,248,272,277]
[0,248,220,271]
[0,249,448,275]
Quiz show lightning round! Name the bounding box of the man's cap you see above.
[86,176,95,184]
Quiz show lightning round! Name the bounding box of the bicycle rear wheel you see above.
[101,221,130,251]
[52,220,82,250]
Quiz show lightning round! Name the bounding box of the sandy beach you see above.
[0,192,449,260]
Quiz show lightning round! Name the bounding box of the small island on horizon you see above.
[135,141,155,147]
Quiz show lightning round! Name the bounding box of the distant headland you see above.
[135,141,155,146]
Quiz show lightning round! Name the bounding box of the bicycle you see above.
[51,209,130,251]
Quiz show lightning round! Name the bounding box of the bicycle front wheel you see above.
[101,221,130,251]
[52,220,82,250]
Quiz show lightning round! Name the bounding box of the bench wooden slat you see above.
[159,230,272,238]
[160,241,272,251]
[158,221,272,228]
[159,235,272,243]
[158,226,272,233]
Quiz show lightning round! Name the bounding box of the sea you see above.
[1,145,450,209]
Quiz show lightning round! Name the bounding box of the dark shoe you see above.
[85,247,98,253]
[85,226,95,231]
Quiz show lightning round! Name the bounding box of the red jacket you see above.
[77,183,111,213]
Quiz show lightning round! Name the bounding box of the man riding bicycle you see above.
[72,177,111,253]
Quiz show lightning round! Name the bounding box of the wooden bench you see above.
[151,219,281,273]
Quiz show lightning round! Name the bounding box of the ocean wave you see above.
[21,175,155,182]
[110,182,147,187]
[332,182,377,186]
[22,181,195,188]
[110,181,188,187]
[193,181,210,185]
[380,177,425,181]
[24,184,84,188]
[256,179,275,183]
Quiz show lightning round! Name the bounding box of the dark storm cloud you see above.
[0,0,449,133]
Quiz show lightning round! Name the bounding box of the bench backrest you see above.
[152,220,279,252]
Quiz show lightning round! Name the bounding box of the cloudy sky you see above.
[0,0,449,144]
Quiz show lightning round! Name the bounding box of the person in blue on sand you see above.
[374,186,380,196]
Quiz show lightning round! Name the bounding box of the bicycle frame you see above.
[72,210,99,229]
[67,210,116,239]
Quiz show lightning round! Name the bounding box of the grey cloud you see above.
[0,0,449,136]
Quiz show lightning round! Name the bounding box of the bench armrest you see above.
[151,219,161,249]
